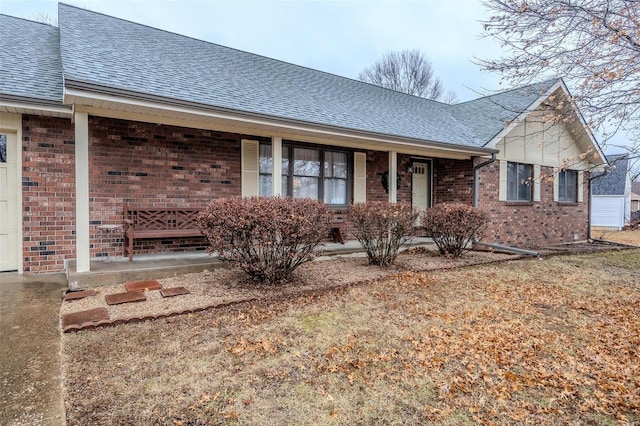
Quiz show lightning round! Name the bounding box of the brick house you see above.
[0,5,604,274]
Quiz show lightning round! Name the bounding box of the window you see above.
[323,151,348,204]
[258,144,287,196]
[507,162,532,202]
[259,144,273,196]
[558,170,578,202]
[259,142,351,206]
[0,134,6,163]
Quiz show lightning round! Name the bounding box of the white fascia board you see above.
[64,87,495,158]
[0,99,72,117]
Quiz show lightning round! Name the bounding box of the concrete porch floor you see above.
[66,238,434,290]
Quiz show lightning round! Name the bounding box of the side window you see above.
[558,170,578,202]
[507,162,532,202]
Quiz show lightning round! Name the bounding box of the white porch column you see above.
[74,111,90,272]
[388,151,397,203]
[272,136,282,196]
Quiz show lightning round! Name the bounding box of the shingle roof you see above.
[0,4,572,151]
[592,155,629,195]
[57,3,519,148]
[0,14,63,103]
[447,79,560,144]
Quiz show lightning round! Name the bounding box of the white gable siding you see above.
[495,113,588,170]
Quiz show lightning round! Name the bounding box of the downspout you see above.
[472,153,539,257]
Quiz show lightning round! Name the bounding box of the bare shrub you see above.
[421,203,488,258]
[348,202,417,266]
[197,197,333,284]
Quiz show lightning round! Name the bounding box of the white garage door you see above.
[591,196,625,230]
[0,132,19,271]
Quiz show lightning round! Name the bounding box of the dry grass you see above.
[592,228,640,246]
[62,250,640,425]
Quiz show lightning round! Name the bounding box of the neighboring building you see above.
[591,155,632,230]
[0,5,605,274]
[631,182,640,213]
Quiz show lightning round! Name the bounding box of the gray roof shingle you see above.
[447,79,560,144]
[1,4,571,151]
[592,155,629,195]
[0,14,63,103]
[57,4,497,148]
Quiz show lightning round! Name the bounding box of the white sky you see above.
[0,0,629,152]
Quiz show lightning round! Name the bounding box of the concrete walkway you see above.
[0,272,67,426]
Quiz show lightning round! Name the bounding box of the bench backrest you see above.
[124,206,201,231]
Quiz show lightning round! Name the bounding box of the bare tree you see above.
[30,11,57,26]
[479,0,640,154]
[359,49,458,103]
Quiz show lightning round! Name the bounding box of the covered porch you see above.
[66,237,435,290]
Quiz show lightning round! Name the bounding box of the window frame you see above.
[558,169,578,203]
[506,161,533,202]
[259,141,353,207]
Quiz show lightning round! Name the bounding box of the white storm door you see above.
[411,162,431,211]
[0,132,19,271]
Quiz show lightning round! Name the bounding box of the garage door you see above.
[0,132,19,271]
[591,196,625,230]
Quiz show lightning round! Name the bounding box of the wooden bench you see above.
[123,206,203,261]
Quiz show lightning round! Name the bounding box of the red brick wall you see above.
[21,115,76,272]
[88,117,249,258]
[433,158,474,205]
[476,159,590,248]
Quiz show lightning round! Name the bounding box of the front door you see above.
[411,161,431,211]
[0,132,19,271]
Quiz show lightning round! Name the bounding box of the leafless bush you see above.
[348,202,417,266]
[197,197,333,284]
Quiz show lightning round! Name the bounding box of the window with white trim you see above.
[259,142,351,206]
[558,169,578,203]
[507,161,532,202]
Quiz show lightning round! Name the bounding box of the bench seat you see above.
[123,206,203,261]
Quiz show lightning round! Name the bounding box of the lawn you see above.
[62,249,640,425]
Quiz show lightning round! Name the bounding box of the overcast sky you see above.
[0,0,630,152]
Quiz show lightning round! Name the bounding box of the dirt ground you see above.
[62,247,640,425]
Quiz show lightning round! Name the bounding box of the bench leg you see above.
[123,233,134,262]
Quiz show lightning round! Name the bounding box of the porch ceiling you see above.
[65,87,496,161]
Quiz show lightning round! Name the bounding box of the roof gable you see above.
[447,79,560,145]
[0,14,63,103]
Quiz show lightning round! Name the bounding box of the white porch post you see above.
[272,136,282,196]
[388,151,397,203]
[74,111,90,272]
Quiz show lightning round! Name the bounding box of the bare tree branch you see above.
[478,0,640,152]
[359,49,458,103]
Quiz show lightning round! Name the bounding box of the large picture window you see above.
[507,161,532,202]
[558,170,578,202]
[259,142,351,206]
